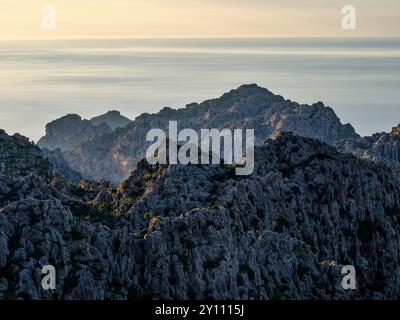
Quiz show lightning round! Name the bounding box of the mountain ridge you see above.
[40,84,359,184]
[2,128,400,299]
[90,110,131,130]
[37,111,132,152]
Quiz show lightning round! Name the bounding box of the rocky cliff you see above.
[41,148,82,183]
[53,84,358,184]
[335,124,400,178]
[2,129,400,300]
[37,111,131,152]
[0,130,52,180]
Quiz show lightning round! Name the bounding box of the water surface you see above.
[1,37,400,141]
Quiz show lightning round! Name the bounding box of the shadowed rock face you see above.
[90,110,131,131]
[0,129,52,180]
[53,84,358,184]
[2,129,400,300]
[40,148,82,183]
[37,114,112,152]
[365,125,400,163]
[37,111,132,153]
[335,123,400,177]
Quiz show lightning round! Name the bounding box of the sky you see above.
[0,0,399,39]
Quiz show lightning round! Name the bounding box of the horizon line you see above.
[1,35,400,41]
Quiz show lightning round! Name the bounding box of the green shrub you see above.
[144,172,153,182]
[94,200,111,211]
[149,216,161,229]
[119,197,135,207]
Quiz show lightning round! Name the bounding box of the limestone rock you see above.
[57,84,358,183]
[2,129,400,300]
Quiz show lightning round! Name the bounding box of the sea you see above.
[1,37,400,142]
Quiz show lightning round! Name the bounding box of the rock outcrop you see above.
[55,84,358,183]
[364,125,400,163]
[2,129,400,300]
[37,114,111,152]
[0,129,51,179]
[37,111,131,153]
[90,110,131,131]
[335,124,400,178]
[41,148,82,183]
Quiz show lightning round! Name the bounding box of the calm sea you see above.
[1,37,400,141]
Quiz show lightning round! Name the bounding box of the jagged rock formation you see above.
[54,84,358,184]
[363,125,400,163]
[2,129,400,300]
[90,110,131,131]
[0,130,51,179]
[37,114,111,152]
[335,124,400,177]
[37,111,131,152]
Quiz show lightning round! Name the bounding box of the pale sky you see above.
[0,0,399,39]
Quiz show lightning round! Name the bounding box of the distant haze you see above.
[1,1,400,141]
[1,38,400,142]
[0,0,400,39]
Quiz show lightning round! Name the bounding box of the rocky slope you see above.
[2,129,400,300]
[0,130,52,180]
[335,124,400,177]
[41,148,82,183]
[51,84,358,184]
[37,111,131,152]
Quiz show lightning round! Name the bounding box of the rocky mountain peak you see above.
[0,129,8,139]
[0,130,52,180]
[38,111,132,153]
[56,85,358,183]
[0,130,31,146]
[199,83,284,113]
[38,114,111,152]
[222,83,276,99]
[390,124,400,136]
[90,110,131,130]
